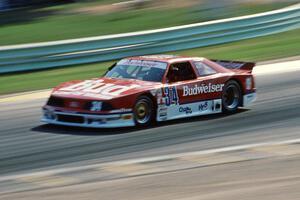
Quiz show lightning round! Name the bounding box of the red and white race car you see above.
[42,55,256,128]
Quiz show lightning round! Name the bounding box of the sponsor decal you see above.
[158,106,167,116]
[159,115,167,120]
[243,93,256,106]
[158,106,167,112]
[183,83,224,97]
[157,105,168,120]
[90,101,102,111]
[247,94,254,99]
[156,99,223,122]
[179,106,192,114]
[58,80,139,97]
[159,112,167,117]
[163,86,179,106]
[198,101,208,111]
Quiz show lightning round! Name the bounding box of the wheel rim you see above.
[223,85,240,109]
[135,100,151,124]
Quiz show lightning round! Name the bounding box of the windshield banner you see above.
[118,59,167,69]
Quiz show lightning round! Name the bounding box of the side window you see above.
[167,62,196,83]
[194,61,216,76]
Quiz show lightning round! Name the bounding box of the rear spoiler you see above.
[212,59,256,73]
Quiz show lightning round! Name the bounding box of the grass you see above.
[0,28,299,95]
[0,2,294,45]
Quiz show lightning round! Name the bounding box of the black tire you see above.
[222,80,242,113]
[133,96,154,126]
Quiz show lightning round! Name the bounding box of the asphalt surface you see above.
[0,64,299,178]
[0,61,300,199]
[2,154,300,200]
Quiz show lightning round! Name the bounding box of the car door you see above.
[159,61,197,120]
[158,60,223,121]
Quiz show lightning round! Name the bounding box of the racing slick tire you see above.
[133,96,155,126]
[222,80,242,113]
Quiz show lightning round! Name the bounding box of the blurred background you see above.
[0,0,298,45]
[0,0,299,94]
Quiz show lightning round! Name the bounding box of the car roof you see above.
[125,55,205,63]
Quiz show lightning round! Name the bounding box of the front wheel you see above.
[222,80,242,113]
[133,96,154,126]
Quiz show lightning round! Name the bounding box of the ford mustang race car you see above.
[42,55,256,128]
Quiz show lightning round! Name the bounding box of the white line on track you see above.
[0,138,300,182]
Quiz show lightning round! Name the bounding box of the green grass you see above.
[173,29,300,61]
[0,28,299,95]
[0,2,293,45]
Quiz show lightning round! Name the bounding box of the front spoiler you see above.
[41,109,135,128]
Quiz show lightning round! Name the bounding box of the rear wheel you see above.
[222,80,242,113]
[133,96,154,126]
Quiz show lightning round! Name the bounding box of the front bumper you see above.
[41,109,135,128]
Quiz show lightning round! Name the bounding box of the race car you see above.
[42,55,256,128]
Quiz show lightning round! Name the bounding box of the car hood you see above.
[51,77,162,100]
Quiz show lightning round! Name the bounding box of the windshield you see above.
[105,59,167,82]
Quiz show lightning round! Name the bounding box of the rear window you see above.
[194,61,216,76]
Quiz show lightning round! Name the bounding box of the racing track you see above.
[0,59,300,198]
